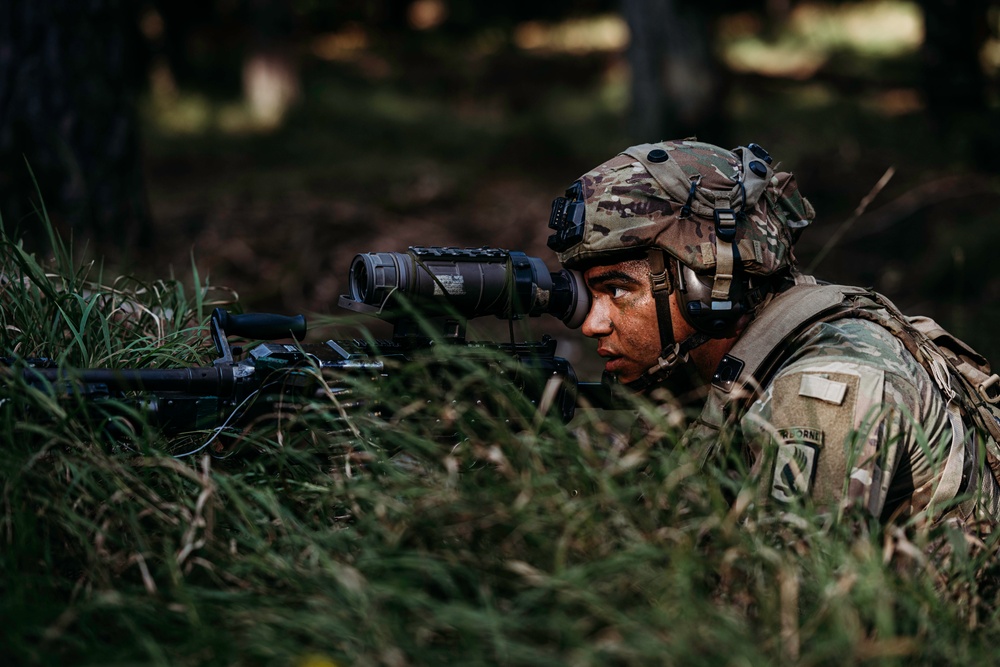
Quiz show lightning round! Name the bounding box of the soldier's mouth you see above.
[598,351,625,373]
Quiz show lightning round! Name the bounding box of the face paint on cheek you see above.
[582,260,663,384]
[603,294,663,383]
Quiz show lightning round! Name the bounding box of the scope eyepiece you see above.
[339,246,589,328]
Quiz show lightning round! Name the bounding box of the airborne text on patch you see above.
[777,427,823,446]
[770,427,824,503]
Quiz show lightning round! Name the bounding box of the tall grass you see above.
[2,216,1000,666]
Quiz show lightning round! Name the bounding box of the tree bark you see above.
[916,0,998,170]
[243,0,301,128]
[0,0,151,250]
[621,0,729,144]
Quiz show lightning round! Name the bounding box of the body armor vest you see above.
[684,282,1000,521]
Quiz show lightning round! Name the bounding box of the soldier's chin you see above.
[605,360,641,385]
[604,363,642,384]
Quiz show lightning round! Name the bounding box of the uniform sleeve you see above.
[740,319,955,520]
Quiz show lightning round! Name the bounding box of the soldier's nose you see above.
[581,304,612,338]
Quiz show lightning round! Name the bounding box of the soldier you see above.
[547,139,1000,531]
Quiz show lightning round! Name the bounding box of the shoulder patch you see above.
[770,428,823,503]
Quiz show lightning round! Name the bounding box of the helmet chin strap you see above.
[622,249,711,393]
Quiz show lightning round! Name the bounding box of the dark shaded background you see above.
[2,0,999,376]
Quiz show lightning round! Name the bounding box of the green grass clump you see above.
[3,217,1000,666]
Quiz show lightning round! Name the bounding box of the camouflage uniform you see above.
[551,139,1000,530]
[743,316,955,520]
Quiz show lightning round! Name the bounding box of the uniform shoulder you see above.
[776,316,920,380]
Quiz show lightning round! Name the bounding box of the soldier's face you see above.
[581,259,663,384]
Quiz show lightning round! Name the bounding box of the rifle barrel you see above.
[25,367,232,395]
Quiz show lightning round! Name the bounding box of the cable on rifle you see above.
[172,381,277,459]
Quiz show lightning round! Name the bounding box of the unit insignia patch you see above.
[770,427,823,503]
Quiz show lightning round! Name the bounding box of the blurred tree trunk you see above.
[916,0,998,170]
[621,0,729,144]
[243,0,301,128]
[0,0,152,250]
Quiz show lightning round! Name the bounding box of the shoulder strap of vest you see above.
[719,283,871,391]
[684,283,874,464]
[682,282,1000,518]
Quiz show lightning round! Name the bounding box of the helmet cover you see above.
[552,139,814,277]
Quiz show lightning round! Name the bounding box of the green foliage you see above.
[4,218,1000,666]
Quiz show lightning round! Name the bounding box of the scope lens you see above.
[348,252,409,309]
[350,255,371,303]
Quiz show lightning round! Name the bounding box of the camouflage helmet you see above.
[548,139,814,279]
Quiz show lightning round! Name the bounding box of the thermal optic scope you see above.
[338,246,589,329]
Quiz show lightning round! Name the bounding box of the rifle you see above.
[6,246,617,455]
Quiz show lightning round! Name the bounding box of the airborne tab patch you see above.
[770,427,823,503]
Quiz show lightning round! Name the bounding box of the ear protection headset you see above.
[674,261,765,339]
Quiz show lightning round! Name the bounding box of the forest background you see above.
[5,2,1000,666]
[3,0,999,377]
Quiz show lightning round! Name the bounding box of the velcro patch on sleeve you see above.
[798,374,848,405]
[766,369,863,508]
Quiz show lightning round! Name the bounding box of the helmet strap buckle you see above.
[646,249,676,359]
[650,343,686,374]
[711,199,738,302]
[647,248,673,294]
[625,331,713,393]
[713,207,737,243]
